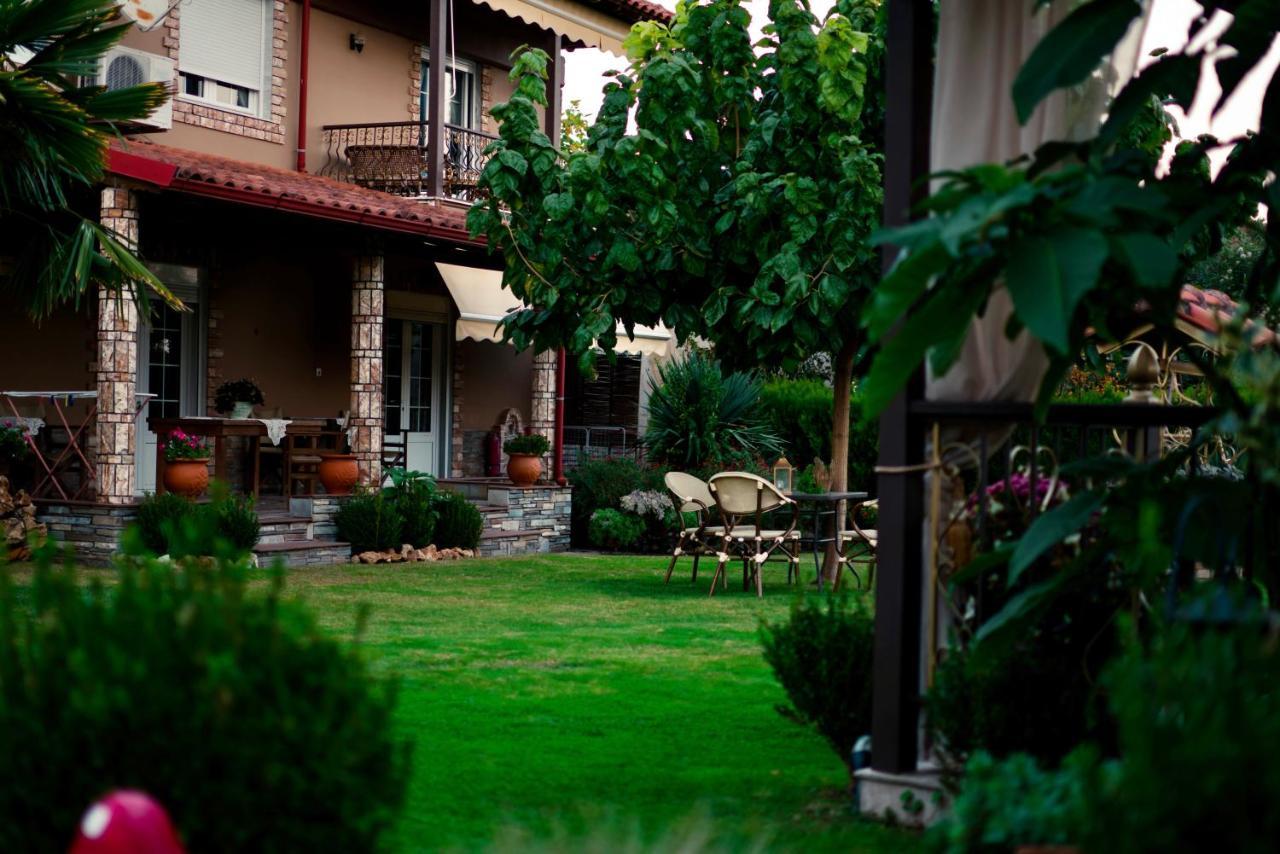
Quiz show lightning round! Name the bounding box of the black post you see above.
[425,0,447,197]
[544,33,564,145]
[870,0,934,776]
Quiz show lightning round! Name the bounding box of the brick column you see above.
[530,349,556,475]
[95,184,140,504]
[350,255,385,485]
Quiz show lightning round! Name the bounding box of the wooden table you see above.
[148,417,339,497]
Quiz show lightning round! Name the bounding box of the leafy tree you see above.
[469,0,887,553]
[559,98,590,154]
[0,0,173,316]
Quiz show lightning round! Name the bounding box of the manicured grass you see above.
[268,553,919,852]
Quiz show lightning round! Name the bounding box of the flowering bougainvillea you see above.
[0,420,30,462]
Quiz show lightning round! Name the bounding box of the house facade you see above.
[0,0,671,524]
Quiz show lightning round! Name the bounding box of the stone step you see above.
[256,513,314,544]
[253,538,352,567]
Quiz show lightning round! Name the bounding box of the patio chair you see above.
[662,471,722,585]
[835,498,878,591]
[707,472,802,598]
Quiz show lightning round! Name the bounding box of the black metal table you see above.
[789,491,869,587]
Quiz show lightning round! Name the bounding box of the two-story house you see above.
[0,0,672,560]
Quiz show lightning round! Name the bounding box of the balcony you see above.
[320,121,498,201]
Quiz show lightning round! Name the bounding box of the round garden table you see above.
[789,491,869,588]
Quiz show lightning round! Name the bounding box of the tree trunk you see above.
[823,341,858,582]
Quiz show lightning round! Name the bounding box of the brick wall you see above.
[168,0,289,144]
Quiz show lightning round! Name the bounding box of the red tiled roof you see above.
[1177,284,1276,347]
[106,139,476,244]
[581,0,673,25]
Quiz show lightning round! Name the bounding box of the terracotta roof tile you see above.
[1177,284,1276,347]
[107,139,475,242]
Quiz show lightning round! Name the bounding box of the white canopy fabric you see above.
[467,0,632,55]
[925,0,1150,405]
[435,263,675,358]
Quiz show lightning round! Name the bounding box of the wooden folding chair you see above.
[707,472,802,598]
[835,498,878,591]
[662,471,723,585]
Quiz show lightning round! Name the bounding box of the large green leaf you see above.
[1012,0,1143,124]
[1004,228,1108,354]
[1008,491,1105,587]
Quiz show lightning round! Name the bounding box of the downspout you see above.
[295,0,312,171]
[553,346,566,485]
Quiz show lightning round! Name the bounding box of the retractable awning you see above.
[435,262,674,358]
[468,0,632,54]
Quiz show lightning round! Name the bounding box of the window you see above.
[178,0,269,117]
[420,55,478,129]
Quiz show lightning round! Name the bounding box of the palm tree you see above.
[0,0,176,317]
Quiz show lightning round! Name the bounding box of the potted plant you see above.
[214,379,265,419]
[0,419,31,486]
[162,430,211,497]
[503,433,550,487]
[318,435,359,496]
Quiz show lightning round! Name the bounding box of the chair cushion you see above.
[682,525,725,535]
[840,529,878,544]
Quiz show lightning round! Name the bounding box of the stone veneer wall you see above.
[349,255,385,485]
[450,339,466,477]
[96,184,141,504]
[38,503,138,566]
[165,1,289,143]
[474,484,571,557]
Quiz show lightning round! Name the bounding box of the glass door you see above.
[384,318,444,475]
[136,299,203,493]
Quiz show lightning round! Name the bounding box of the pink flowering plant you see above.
[965,471,1071,548]
[0,419,30,462]
[163,429,210,462]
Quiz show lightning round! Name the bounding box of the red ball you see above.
[69,790,185,854]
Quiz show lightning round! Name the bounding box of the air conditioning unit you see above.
[92,46,175,130]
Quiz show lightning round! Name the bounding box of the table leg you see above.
[214,435,227,486]
[155,434,167,495]
[813,506,823,590]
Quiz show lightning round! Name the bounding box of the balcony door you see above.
[419,55,479,130]
[384,317,445,476]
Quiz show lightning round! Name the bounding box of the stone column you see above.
[349,254,385,485]
[95,184,140,504]
[450,340,465,477]
[530,349,557,474]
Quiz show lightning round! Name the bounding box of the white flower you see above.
[619,489,673,520]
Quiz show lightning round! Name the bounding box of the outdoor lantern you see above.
[773,457,794,494]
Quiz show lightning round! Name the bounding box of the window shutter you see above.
[180,0,268,90]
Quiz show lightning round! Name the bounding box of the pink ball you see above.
[69,790,185,854]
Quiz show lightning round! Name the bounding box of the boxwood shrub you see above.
[0,543,409,852]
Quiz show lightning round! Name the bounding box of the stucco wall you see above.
[459,340,533,431]
[0,297,94,394]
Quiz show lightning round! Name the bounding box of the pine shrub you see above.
[433,491,483,550]
[336,490,404,553]
[760,591,875,765]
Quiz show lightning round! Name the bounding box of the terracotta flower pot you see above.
[506,453,542,487]
[318,453,360,495]
[164,459,209,498]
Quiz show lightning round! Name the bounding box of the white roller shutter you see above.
[179,0,268,91]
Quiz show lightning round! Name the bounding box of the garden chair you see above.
[707,472,802,598]
[835,498,878,591]
[662,471,722,585]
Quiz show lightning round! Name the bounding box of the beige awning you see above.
[468,0,632,55]
[436,262,675,357]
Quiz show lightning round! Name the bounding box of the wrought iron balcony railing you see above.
[319,121,498,201]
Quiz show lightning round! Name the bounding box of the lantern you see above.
[772,457,794,494]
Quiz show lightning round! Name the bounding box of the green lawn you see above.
[268,552,919,852]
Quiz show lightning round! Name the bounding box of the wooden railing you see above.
[319,121,498,201]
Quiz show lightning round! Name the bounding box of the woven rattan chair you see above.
[707,472,801,597]
[662,471,723,585]
[835,498,878,590]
